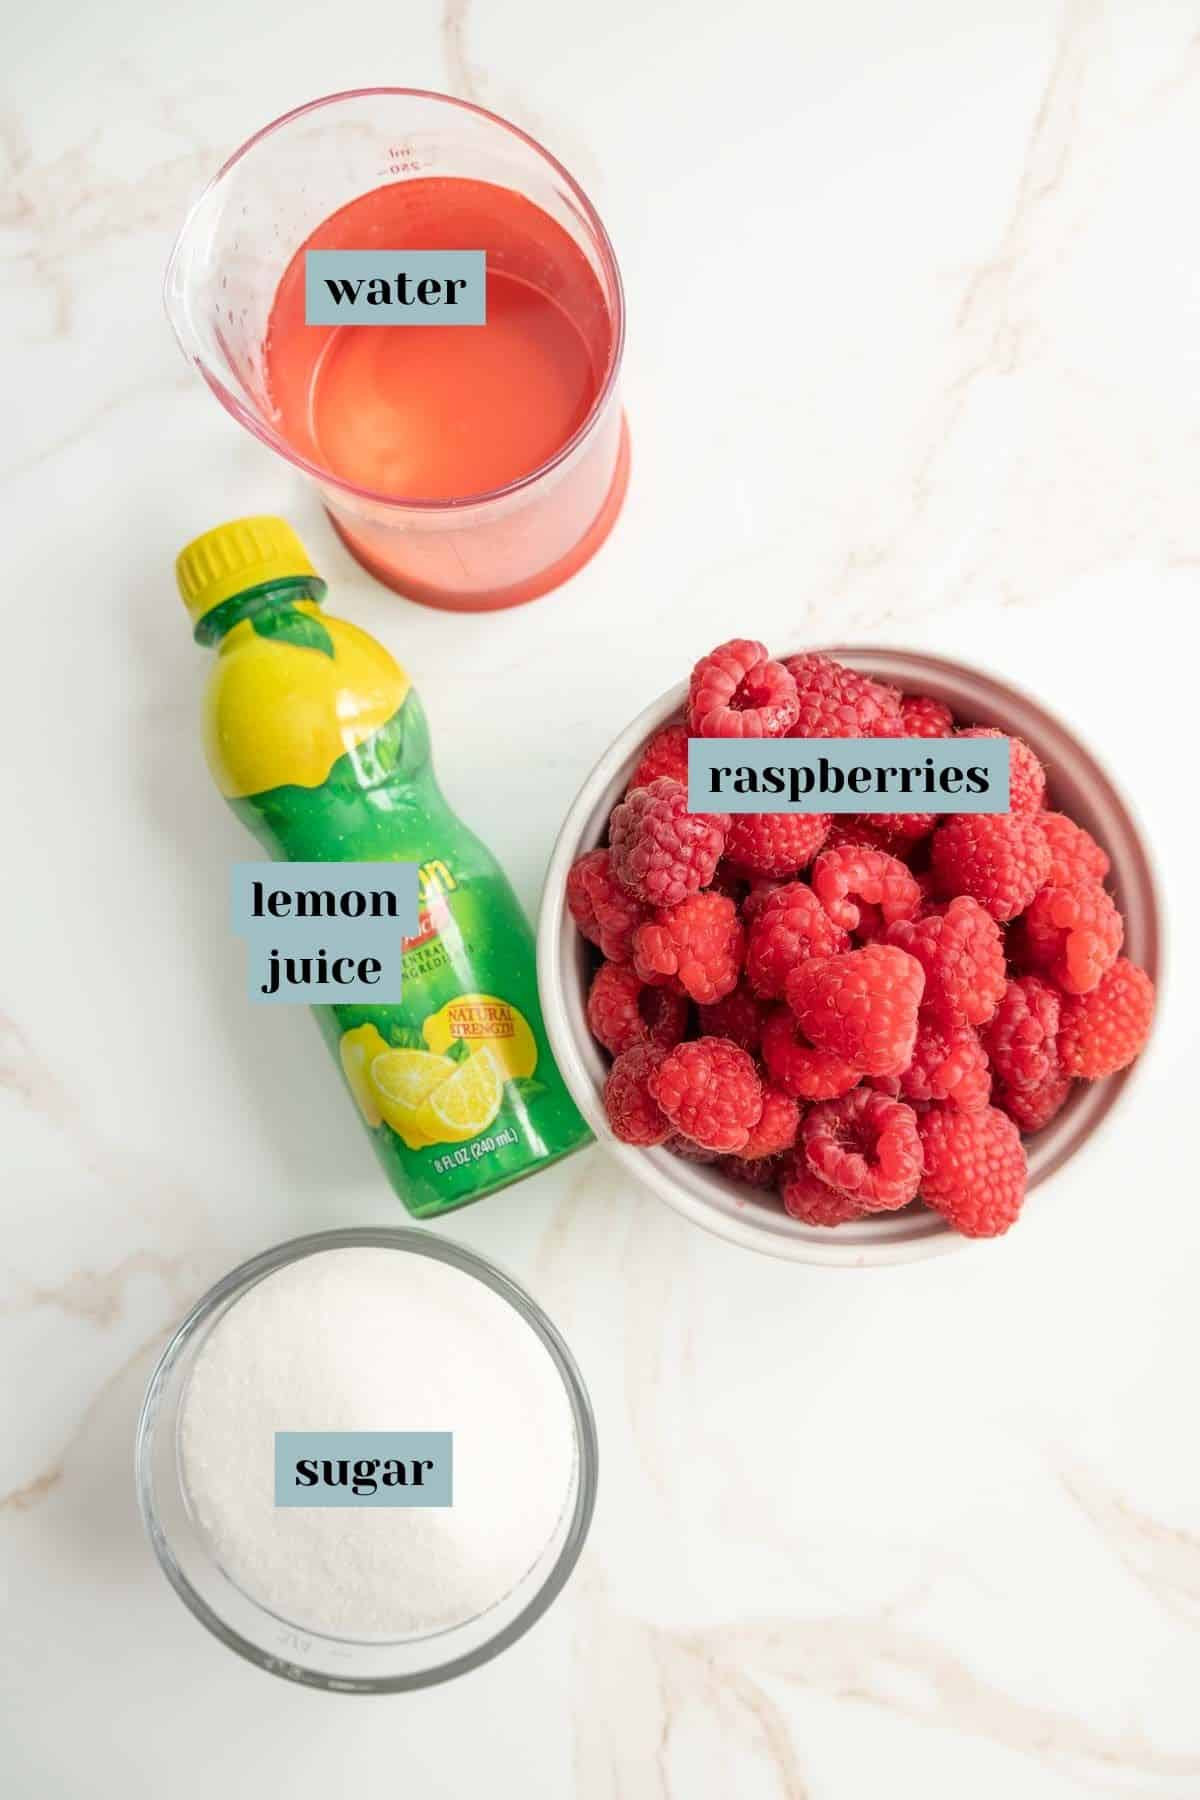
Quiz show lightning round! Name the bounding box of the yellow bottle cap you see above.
[175,516,325,626]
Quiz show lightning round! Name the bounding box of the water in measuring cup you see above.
[265,177,613,501]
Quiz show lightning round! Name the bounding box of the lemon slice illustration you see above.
[422,994,537,1082]
[370,1049,458,1150]
[339,1023,391,1128]
[413,1047,503,1145]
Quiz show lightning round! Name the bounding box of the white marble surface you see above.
[3,0,1200,1793]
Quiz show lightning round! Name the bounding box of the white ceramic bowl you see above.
[537,647,1162,1266]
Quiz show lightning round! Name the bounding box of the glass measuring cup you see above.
[165,90,628,612]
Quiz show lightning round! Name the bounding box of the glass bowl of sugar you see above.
[136,1228,597,1691]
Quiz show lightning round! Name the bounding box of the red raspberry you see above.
[742,877,789,923]
[720,1152,784,1190]
[931,813,1051,921]
[745,881,849,998]
[980,975,1062,1092]
[648,1036,764,1153]
[586,962,688,1058]
[1057,958,1155,1079]
[664,1133,719,1164]
[786,943,924,1077]
[566,848,647,963]
[957,728,1047,814]
[628,721,689,791]
[899,1019,991,1112]
[887,896,1006,1029]
[688,638,800,738]
[822,817,901,855]
[1040,811,1110,888]
[901,695,954,737]
[811,844,922,933]
[632,892,744,1005]
[735,1085,800,1160]
[761,1005,861,1099]
[1014,879,1123,996]
[801,1089,923,1211]
[723,811,831,877]
[858,808,938,846]
[603,1045,671,1146]
[779,1154,869,1225]
[995,1067,1073,1134]
[783,653,903,739]
[918,1104,1027,1237]
[697,982,768,1053]
[609,778,730,907]
[777,1154,865,1225]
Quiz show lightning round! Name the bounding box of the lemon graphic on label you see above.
[205,606,410,798]
[422,994,537,1083]
[370,1049,459,1150]
[413,1047,504,1145]
[338,1024,391,1129]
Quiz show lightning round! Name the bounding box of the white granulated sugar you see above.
[179,1247,577,1640]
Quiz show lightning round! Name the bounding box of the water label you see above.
[304,251,487,325]
[274,1432,453,1507]
[230,862,419,1003]
[687,737,1011,814]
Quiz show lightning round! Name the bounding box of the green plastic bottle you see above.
[176,516,591,1217]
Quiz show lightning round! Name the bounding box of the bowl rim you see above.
[135,1226,598,1690]
[536,643,1165,1268]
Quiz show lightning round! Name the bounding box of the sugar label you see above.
[274,1432,453,1507]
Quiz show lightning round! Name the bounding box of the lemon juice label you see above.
[177,516,592,1220]
[231,863,419,1000]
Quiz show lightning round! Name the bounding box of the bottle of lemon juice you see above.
[176,516,591,1217]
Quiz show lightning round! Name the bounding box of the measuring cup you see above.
[165,90,628,612]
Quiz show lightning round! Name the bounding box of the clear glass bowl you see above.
[136,1228,597,1691]
[537,647,1164,1267]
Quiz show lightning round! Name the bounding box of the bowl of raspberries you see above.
[538,642,1160,1264]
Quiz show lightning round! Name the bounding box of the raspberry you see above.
[918,1105,1027,1237]
[887,896,1006,1029]
[822,817,901,855]
[736,1084,800,1160]
[720,1152,784,1190]
[901,695,954,737]
[1014,880,1123,996]
[723,811,831,877]
[629,722,689,791]
[609,778,730,907]
[664,1133,719,1164]
[742,877,788,923]
[566,848,647,963]
[603,1045,671,1146]
[761,1005,861,1099]
[648,1036,764,1153]
[995,1067,1073,1134]
[784,653,903,739]
[697,982,768,1053]
[688,638,800,738]
[899,1019,991,1112]
[632,892,744,1005]
[1040,811,1110,888]
[801,1089,924,1211]
[931,813,1051,921]
[980,975,1062,1092]
[745,881,849,999]
[779,1154,869,1226]
[785,943,924,1077]
[957,728,1046,814]
[858,808,938,846]
[811,844,922,933]
[1057,958,1155,1079]
[586,962,688,1058]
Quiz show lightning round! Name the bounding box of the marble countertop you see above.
[4,0,1200,1794]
